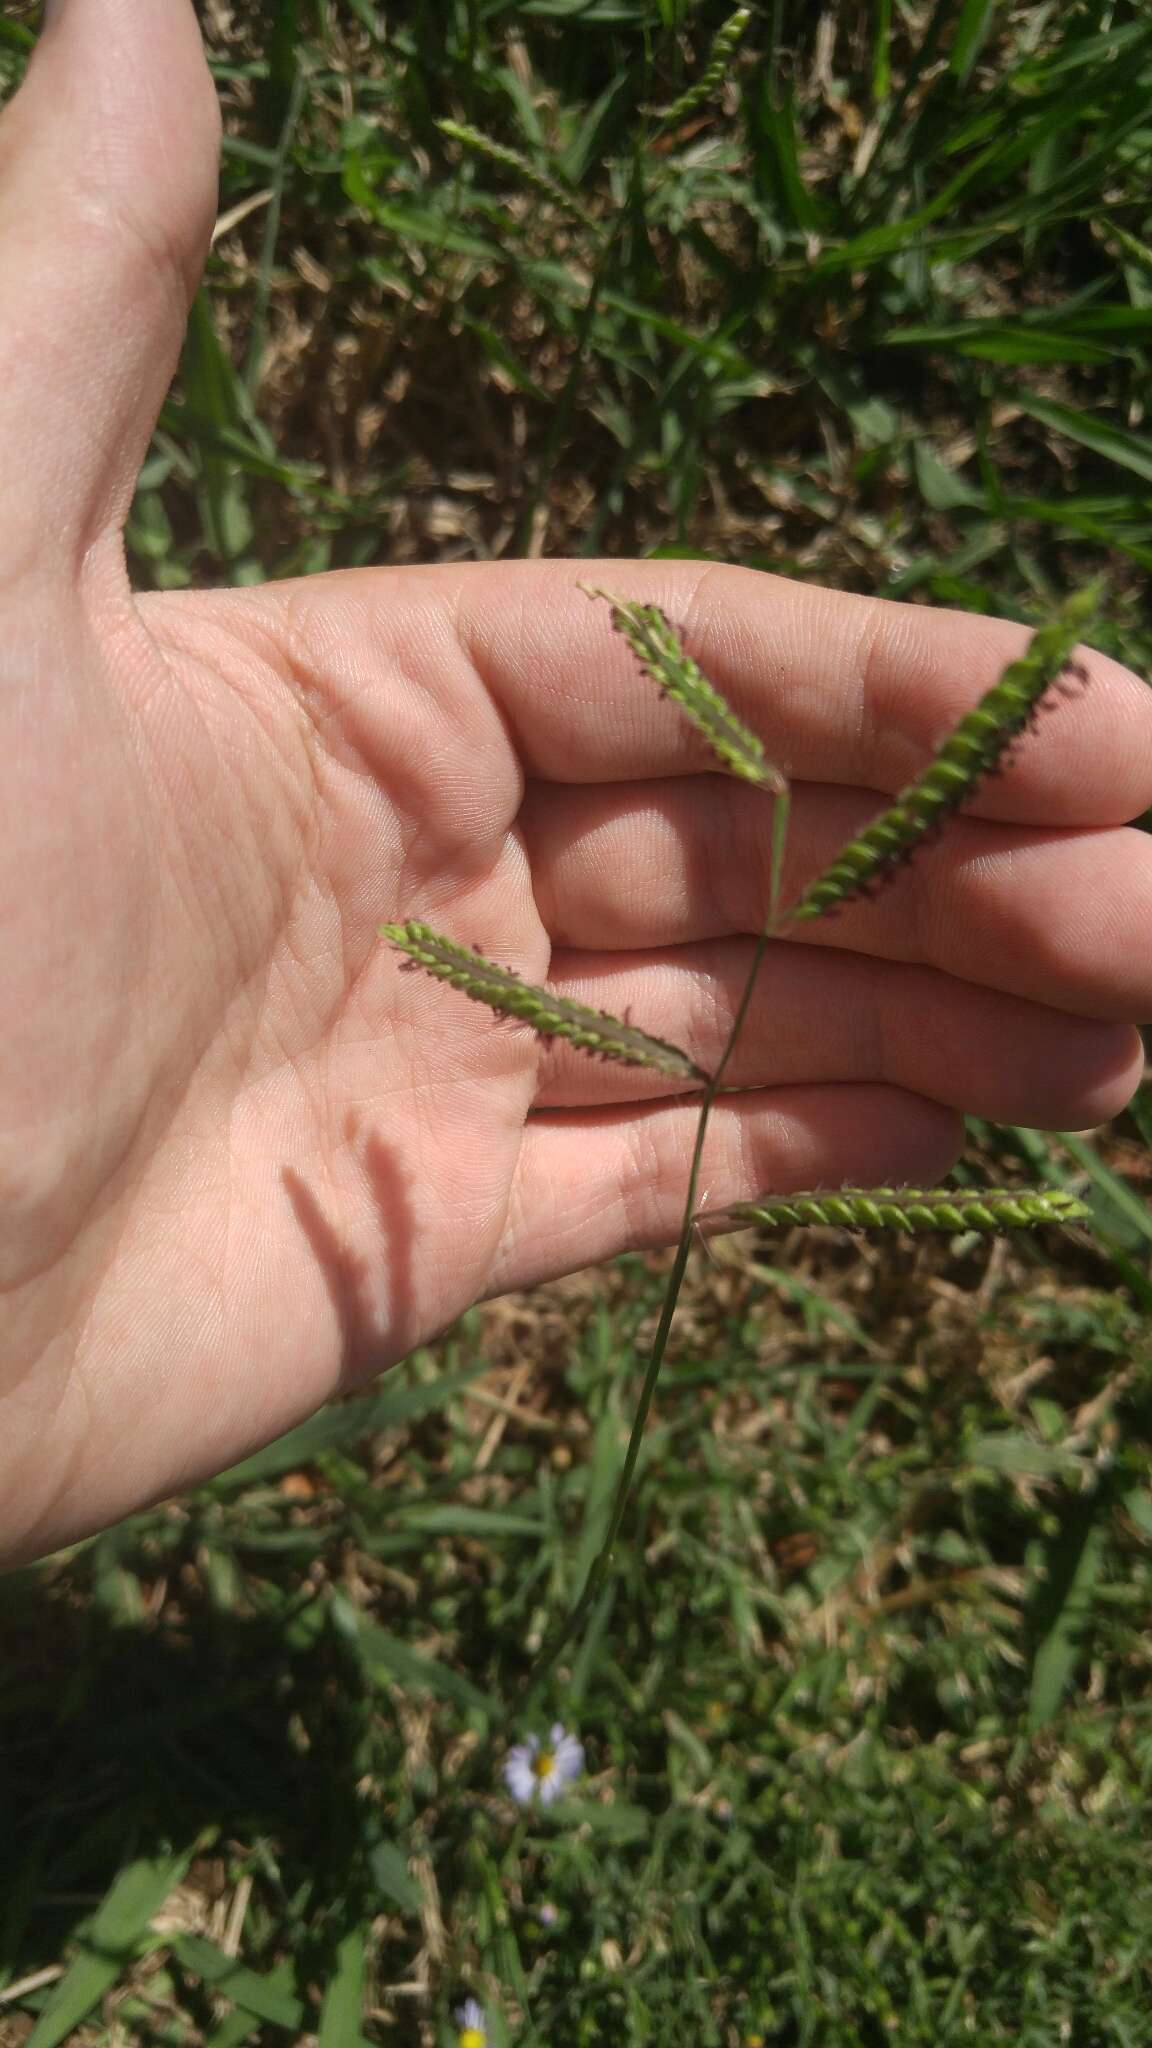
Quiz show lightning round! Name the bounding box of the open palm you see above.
[3,0,1150,1565]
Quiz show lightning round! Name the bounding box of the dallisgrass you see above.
[388,584,1103,1695]
[6,5,1152,2043]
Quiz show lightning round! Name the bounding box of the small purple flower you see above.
[455,1998,487,2048]
[503,1723,584,1806]
[537,1901,559,1927]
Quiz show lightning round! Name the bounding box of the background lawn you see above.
[3,2,1152,2042]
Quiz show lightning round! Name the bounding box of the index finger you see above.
[451,559,1152,825]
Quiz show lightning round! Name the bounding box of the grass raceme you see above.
[790,585,1102,923]
[514,585,1102,1697]
[585,586,786,792]
[703,1187,1092,1235]
[381,920,707,1083]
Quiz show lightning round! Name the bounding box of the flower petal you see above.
[505,1758,537,1803]
[554,1735,585,1781]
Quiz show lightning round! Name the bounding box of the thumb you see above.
[0,0,220,571]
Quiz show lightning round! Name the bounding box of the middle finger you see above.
[521,774,1152,1022]
[532,938,1141,1127]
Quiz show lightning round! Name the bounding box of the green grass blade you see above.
[386,1504,546,1537]
[28,1851,191,2048]
[318,1927,366,2048]
[872,0,893,102]
[369,1842,422,1914]
[570,1407,629,1600]
[559,69,635,185]
[747,75,824,235]
[1006,496,1152,573]
[884,321,1116,366]
[172,1936,304,2031]
[1126,1082,1152,1153]
[1056,1131,1152,1253]
[208,1360,490,1490]
[243,69,308,395]
[1027,1476,1115,1730]
[949,0,1000,85]
[204,2011,261,2048]
[355,1621,498,1715]
[180,293,255,565]
[1006,1125,1152,1312]
[1014,393,1152,487]
[261,0,300,135]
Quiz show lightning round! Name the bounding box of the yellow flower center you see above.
[459,2031,486,2048]
[532,1748,556,1779]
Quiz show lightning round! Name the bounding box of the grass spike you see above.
[436,120,596,228]
[657,9,752,127]
[584,587,786,793]
[704,1187,1091,1235]
[381,921,707,1084]
[790,584,1103,923]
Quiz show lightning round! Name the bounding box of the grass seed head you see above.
[436,119,596,228]
[702,1186,1091,1234]
[585,587,786,793]
[381,920,708,1083]
[657,9,753,127]
[790,584,1104,924]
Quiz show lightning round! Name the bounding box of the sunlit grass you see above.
[3,3,1152,2043]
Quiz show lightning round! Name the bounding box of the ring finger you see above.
[532,939,1142,1127]
[521,775,1152,1022]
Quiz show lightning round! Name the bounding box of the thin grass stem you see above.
[526,788,791,1700]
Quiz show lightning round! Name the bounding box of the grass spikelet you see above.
[584,587,786,793]
[790,584,1103,923]
[704,1186,1091,1235]
[381,921,707,1083]
[657,9,752,127]
[436,120,596,228]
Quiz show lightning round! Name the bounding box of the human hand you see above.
[2,0,1150,1565]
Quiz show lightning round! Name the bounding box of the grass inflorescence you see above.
[8,7,1152,2044]
[525,589,1100,1708]
[382,919,707,1083]
[706,1186,1092,1234]
[655,7,752,127]
[791,583,1103,923]
[436,119,597,230]
[585,586,786,792]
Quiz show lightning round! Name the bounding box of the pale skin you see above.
[2,0,1151,1568]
